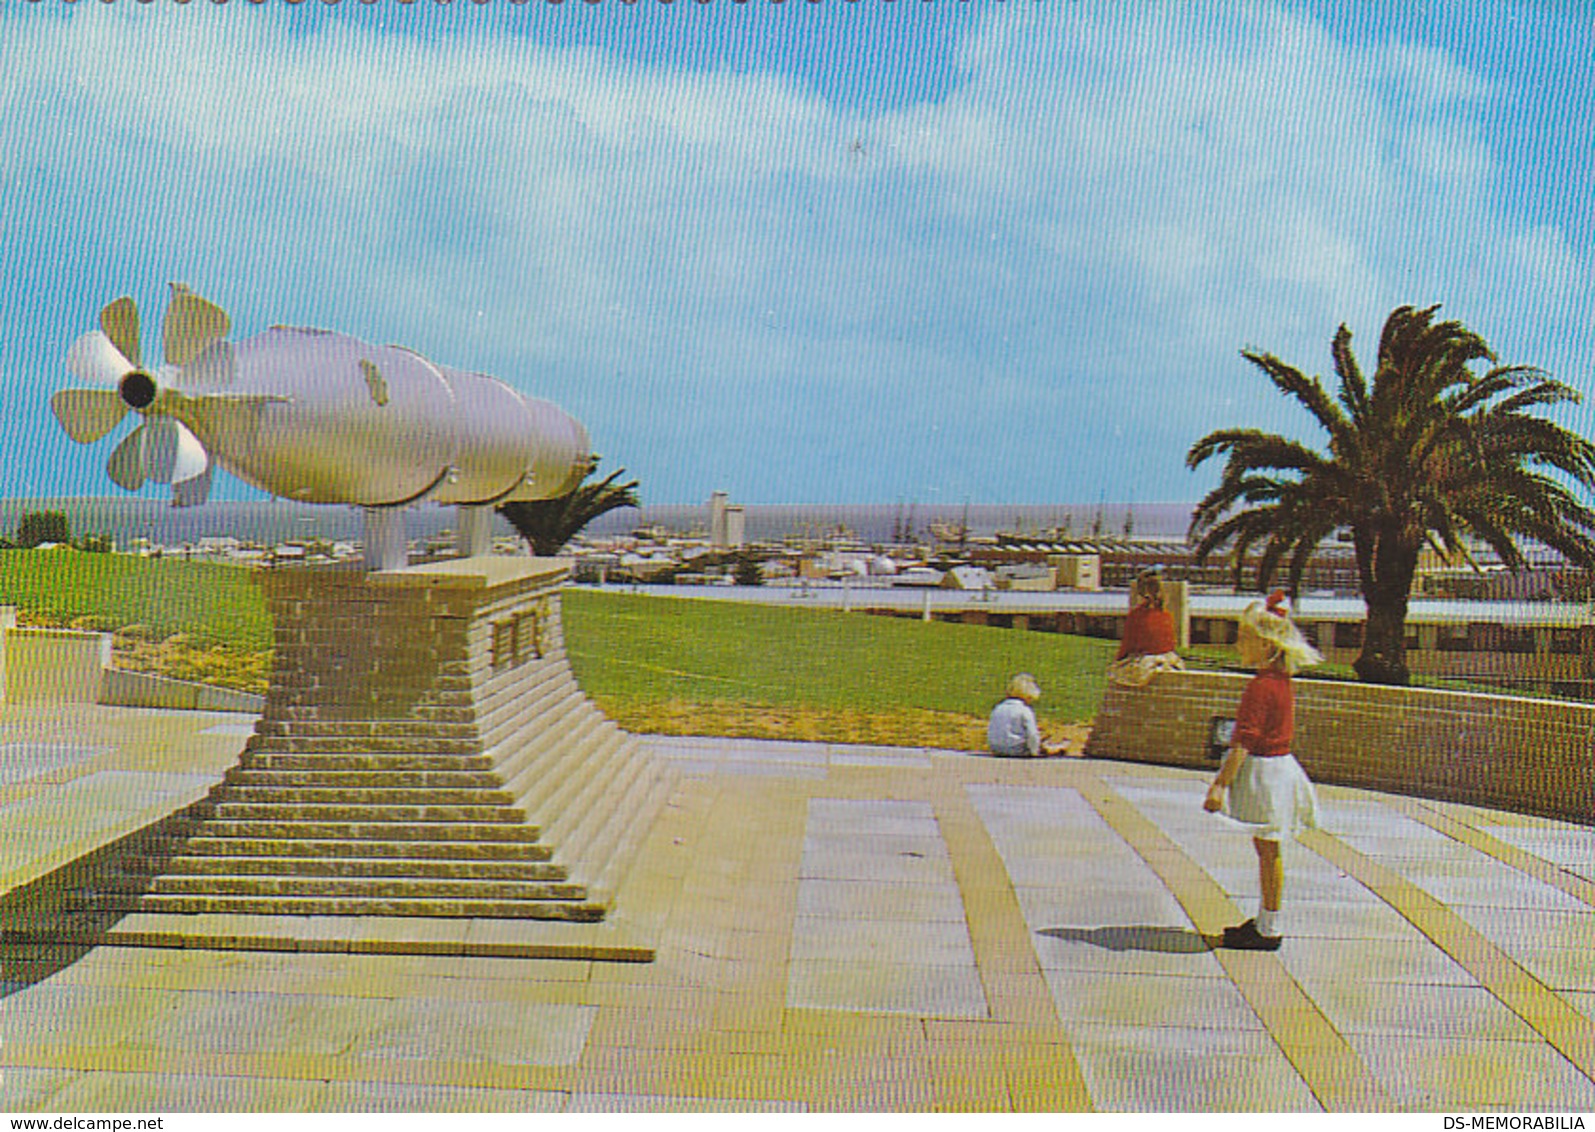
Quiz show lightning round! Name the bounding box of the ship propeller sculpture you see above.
[49,285,591,554]
[54,287,235,504]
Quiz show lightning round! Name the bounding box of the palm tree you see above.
[497,460,641,557]
[1187,304,1595,685]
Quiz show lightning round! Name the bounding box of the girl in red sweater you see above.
[1202,591,1322,950]
[1107,570,1185,686]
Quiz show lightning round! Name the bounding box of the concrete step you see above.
[136,855,569,881]
[192,821,545,842]
[119,894,607,921]
[484,692,592,787]
[522,721,627,836]
[475,671,581,747]
[216,786,516,807]
[551,736,652,866]
[204,803,526,824]
[170,837,553,861]
[503,709,613,814]
[541,727,636,847]
[591,761,679,902]
[137,875,588,901]
[569,747,670,890]
[249,720,480,741]
[244,736,482,756]
[223,769,504,790]
[239,752,495,773]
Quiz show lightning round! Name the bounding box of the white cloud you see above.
[1,2,1589,504]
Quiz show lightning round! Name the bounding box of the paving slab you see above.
[5,701,1595,1111]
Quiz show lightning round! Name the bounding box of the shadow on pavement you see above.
[1037,925,1213,953]
[0,812,192,997]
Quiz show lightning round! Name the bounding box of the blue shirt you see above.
[988,697,1040,756]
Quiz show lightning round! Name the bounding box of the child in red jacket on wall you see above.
[1107,570,1185,687]
[1202,590,1322,950]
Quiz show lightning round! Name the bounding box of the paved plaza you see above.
[2,703,1594,1112]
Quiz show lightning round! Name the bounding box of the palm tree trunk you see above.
[1354,523,1417,685]
[1357,597,1410,685]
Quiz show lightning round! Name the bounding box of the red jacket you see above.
[1116,604,1177,660]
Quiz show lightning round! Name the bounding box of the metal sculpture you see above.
[49,284,591,565]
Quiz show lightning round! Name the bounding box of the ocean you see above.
[0,496,1198,548]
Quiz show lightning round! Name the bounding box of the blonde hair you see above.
[1133,571,1165,609]
[1005,673,1041,702]
[1238,591,1323,674]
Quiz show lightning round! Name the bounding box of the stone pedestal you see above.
[119,557,675,921]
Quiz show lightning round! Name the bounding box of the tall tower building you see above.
[709,491,729,548]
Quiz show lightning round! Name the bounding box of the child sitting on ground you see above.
[1202,591,1322,950]
[987,673,1069,757]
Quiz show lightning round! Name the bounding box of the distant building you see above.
[708,491,746,550]
[1049,554,1100,591]
[995,564,1057,592]
[940,565,995,591]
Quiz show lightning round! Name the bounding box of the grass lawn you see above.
[0,550,272,648]
[0,549,275,693]
[0,554,1117,745]
[561,588,1116,749]
[10,551,1559,745]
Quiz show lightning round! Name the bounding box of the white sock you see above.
[1256,907,1280,937]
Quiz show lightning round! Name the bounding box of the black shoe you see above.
[1221,919,1282,951]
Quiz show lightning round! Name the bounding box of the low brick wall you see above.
[0,606,261,713]
[1084,669,1595,826]
[101,669,264,714]
[2,627,111,704]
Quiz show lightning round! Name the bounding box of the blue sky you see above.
[2,1,1591,508]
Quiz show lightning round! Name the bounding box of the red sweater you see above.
[1116,604,1177,660]
[1234,666,1294,756]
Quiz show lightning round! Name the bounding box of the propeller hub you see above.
[119,371,157,410]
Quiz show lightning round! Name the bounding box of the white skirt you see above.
[1106,651,1185,687]
[1223,754,1319,842]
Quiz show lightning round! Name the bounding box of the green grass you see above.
[0,554,1118,746]
[561,589,1116,730]
[10,551,1574,743]
[0,549,273,649]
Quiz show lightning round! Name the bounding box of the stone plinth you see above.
[112,557,676,922]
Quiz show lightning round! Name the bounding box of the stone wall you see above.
[252,556,568,737]
[101,668,263,713]
[1084,669,1595,826]
[2,625,111,704]
[0,603,260,712]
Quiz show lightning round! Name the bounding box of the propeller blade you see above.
[50,389,128,443]
[137,417,209,485]
[66,330,138,386]
[106,425,149,491]
[164,284,230,367]
[99,296,142,368]
[170,420,209,485]
[172,340,236,393]
[141,418,178,483]
[172,462,214,508]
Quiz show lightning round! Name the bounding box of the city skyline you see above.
[3,2,1591,508]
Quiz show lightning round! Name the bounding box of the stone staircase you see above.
[92,559,676,927]
[107,676,668,922]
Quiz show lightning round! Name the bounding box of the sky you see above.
[1,1,1591,509]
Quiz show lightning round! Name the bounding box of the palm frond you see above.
[1240,350,1355,447]
[1331,323,1369,425]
